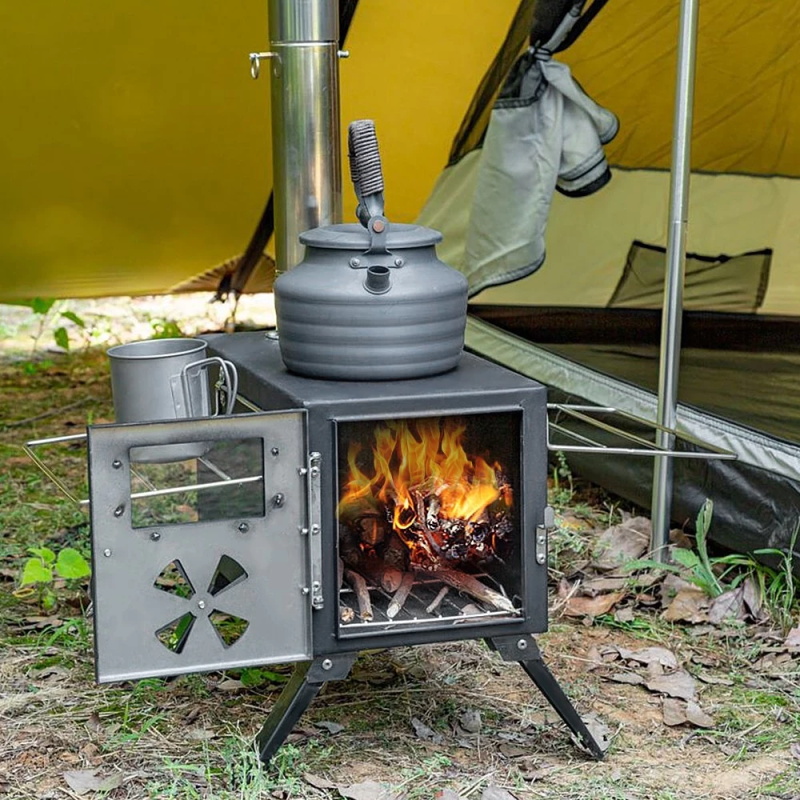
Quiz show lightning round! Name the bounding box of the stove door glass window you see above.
[129,438,265,528]
[336,413,521,634]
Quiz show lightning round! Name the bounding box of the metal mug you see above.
[107,338,238,462]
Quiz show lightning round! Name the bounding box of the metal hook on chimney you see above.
[249,51,278,80]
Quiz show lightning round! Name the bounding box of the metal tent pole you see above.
[255,0,343,277]
[650,0,700,558]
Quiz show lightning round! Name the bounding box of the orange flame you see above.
[338,418,511,535]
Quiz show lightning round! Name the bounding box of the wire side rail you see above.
[547,403,736,460]
[24,432,263,508]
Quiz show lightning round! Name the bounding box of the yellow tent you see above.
[0,0,518,300]
[2,0,798,304]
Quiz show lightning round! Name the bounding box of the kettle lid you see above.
[299,222,442,251]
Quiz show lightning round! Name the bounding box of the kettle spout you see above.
[363,265,391,294]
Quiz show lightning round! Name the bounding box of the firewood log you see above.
[343,569,373,621]
[429,567,516,614]
[425,586,450,614]
[386,572,415,619]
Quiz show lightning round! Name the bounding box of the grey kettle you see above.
[274,120,468,381]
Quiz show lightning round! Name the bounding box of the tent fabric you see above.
[0,0,522,301]
[466,315,800,478]
[430,168,800,316]
[5,0,799,300]
[608,242,772,313]
[465,315,800,555]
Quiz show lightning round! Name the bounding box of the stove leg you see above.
[255,653,357,764]
[487,635,606,760]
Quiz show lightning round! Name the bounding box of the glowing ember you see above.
[338,418,513,569]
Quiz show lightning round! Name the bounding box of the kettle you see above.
[274,120,468,381]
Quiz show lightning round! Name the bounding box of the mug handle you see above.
[177,357,239,417]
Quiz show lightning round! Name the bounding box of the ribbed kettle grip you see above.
[348,120,384,197]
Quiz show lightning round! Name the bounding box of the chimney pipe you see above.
[265,0,343,277]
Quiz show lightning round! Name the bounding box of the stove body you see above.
[212,333,549,654]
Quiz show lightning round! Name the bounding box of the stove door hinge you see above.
[300,451,324,610]
[535,505,555,566]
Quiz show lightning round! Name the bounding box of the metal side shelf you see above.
[547,403,736,460]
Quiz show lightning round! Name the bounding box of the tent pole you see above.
[650,0,699,559]
[267,0,342,277]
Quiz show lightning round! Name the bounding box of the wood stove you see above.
[87,332,604,761]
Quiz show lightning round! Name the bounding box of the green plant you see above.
[549,450,575,508]
[627,498,723,597]
[236,666,290,689]
[17,297,86,357]
[709,522,799,633]
[15,545,91,610]
[151,319,184,339]
[627,501,799,631]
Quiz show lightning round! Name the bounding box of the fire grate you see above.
[338,570,521,632]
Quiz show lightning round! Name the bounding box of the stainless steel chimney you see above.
[264,0,343,276]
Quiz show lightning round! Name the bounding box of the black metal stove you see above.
[87,332,604,761]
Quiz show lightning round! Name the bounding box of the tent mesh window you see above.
[608,241,772,313]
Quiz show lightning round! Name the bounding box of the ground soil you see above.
[0,296,798,800]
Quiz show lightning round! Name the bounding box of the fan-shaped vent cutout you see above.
[155,612,196,653]
[208,555,248,596]
[154,560,195,599]
[209,610,249,648]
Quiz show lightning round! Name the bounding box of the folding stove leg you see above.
[255,653,357,765]
[488,635,605,760]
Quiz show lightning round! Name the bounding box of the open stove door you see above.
[88,410,315,683]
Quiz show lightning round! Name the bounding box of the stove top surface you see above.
[205,331,543,407]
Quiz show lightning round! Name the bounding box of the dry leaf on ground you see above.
[215,678,245,692]
[783,626,800,651]
[435,791,461,800]
[591,517,651,571]
[62,770,123,795]
[661,572,694,601]
[662,698,715,728]
[696,672,734,686]
[742,577,767,622]
[645,670,698,701]
[316,720,345,735]
[580,576,628,594]
[304,773,338,790]
[614,606,636,623]
[411,716,443,744]
[582,712,613,754]
[338,780,400,800]
[708,587,746,624]
[458,709,482,733]
[564,591,626,618]
[662,587,710,623]
[614,646,679,670]
[669,528,694,549]
[481,785,518,800]
[185,727,215,741]
[605,672,645,685]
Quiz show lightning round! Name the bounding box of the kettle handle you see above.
[348,120,385,227]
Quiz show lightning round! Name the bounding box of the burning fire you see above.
[338,418,512,568]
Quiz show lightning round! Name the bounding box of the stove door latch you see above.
[301,451,325,611]
[535,505,555,566]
